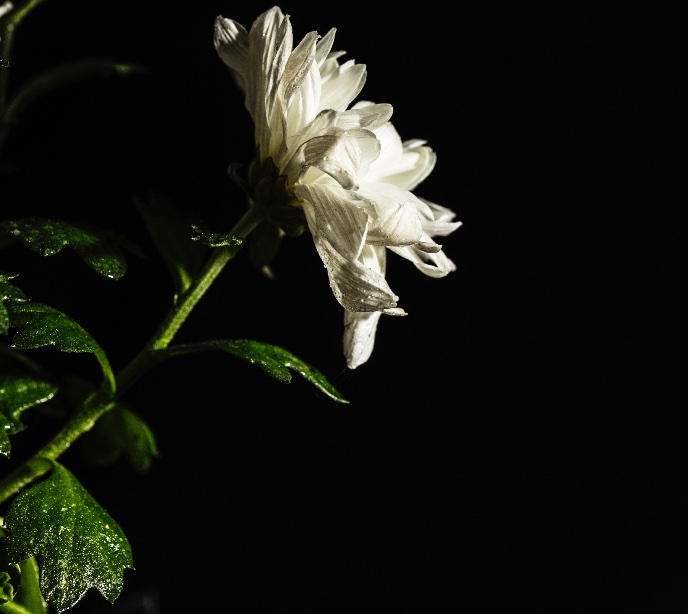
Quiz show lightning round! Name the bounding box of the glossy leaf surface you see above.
[3,462,134,614]
[0,374,58,457]
[0,271,28,336]
[6,302,115,393]
[190,224,244,248]
[162,339,349,403]
[0,218,140,279]
[0,526,20,607]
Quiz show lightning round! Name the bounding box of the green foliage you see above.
[0,271,28,336]
[0,374,58,458]
[4,59,144,126]
[0,557,49,614]
[0,218,142,280]
[1,525,46,613]
[3,462,134,614]
[80,405,158,474]
[0,526,20,606]
[161,339,349,403]
[4,302,116,393]
[190,223,245,248]
[134,192,207,298]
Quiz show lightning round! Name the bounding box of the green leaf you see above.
[1,557,49,614]
[0,526,21,606]
[162,339,349,403]
[190,224,244,248]
[134,192,207,297]
[0,271,29,336]
[3,461,134,614]
[0,374,59,457]
[80,405,158,474]
[0,218,142,280]
[4,58,145,125]
[5,302,115,393]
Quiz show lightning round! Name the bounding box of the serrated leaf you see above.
[0,270,29,336]
[4,59,145,125]
[3,461,134,613]
[0,218,142,279]
[0,526,21,607]
[162,340,349,403]
[80,405,158,474]
[0,375,59,457]
[190,224,244,248]
[6,302,115,393]
[6,557,48,614]
[134,192,206,297]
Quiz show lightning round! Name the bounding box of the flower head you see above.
[214,6,461,368]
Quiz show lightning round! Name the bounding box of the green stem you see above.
[0,0,45,154]
[0,204,264,505]
[0,0,45,111]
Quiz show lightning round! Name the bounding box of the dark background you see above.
[1,2,683,613]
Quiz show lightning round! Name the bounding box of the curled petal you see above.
[355,183,424,246]
[295,180,368,261]
[389,244,457,278]
[302,129,379,190]
[334,103,393,131]
[418,198,463,236]
[304,217,400,312]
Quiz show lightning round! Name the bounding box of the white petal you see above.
[214,17,249,92]
[248,7,291,155]
[389,244,457,278]
[315,28,337,66]
[418,198,463,236]
[295,182,368,260]
[343,310,381,369]
[355,182,424,246]
[301,129,379,190]
[302,212,400,312]
[367,125,437,190]
[334,103,393,131]
[0,1,12,20]
[319,60,367,112]
[280,31,319,114]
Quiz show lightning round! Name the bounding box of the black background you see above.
[1,2,684,613]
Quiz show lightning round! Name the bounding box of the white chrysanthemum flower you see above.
[214,6,461,368]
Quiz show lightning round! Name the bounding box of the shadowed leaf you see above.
[80,405,158,474]
[134,192,207,298]
[4,58,145,124]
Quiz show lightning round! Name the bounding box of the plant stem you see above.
[0,0,45,153]
[0,0,45,110]
[0,204,265,505]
